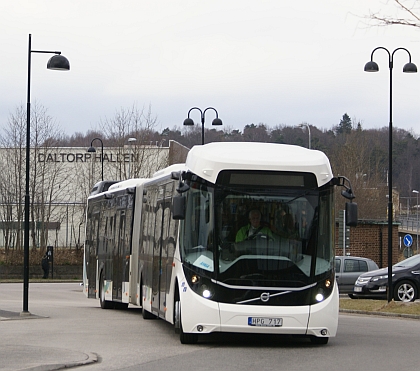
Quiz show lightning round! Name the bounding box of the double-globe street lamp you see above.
[23,34,70,315]
[364,47,417,302]
[87,138,104,182]
[183,107,223,145]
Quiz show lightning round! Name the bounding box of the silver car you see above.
[335,256,379,297]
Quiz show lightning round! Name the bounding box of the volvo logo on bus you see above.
[260,292,270,302]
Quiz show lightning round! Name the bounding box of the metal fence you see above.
[398,217,420,233]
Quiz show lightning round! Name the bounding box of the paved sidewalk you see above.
[0,309,97,371]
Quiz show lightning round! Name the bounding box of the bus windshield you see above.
[180,171,335,289]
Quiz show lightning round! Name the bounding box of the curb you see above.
[339,308,420,320]
[20,352,98,371]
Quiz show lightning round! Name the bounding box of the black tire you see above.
[174,300,181,334]
[179,304,198,344]
[309,336,329,345]
[99,274,113,309]
[393,280,417,302]
[180,321,198,344]
[348,294,358,299]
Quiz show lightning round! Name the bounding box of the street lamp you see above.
[297,123,311,149]
[87,138,104,181]
[23,34,70,315]
[413,189,419,253]
[364,47,417,302]
[128,137,136,178]
[183,107,223,145]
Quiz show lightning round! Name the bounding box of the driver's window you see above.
[181,185,214,272]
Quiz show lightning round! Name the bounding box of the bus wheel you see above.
[309,336,329,345]
[178,302,198,344]
[99,274,113,309]
[174,300,180,334]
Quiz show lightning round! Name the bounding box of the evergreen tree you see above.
[336,113,352,135]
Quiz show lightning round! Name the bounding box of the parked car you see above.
[335,256,379,296]
[352,254,420,302]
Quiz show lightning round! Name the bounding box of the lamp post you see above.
[364,47,417,302]
[297,123,311,149]
[413,189,419,253]
[128,137,136,178]
[87,138,104,181]
[183,107,223,145]
[23,34,70,315]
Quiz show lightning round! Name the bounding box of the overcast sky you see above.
[1,1,420,137]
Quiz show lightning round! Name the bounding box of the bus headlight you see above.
[325,279,332,288]
[310,274,334,304]
[199,284,213,299]
[202,287,212,298]
[315,278,333,303]
[183,267,215,300]
[191,274,200,284]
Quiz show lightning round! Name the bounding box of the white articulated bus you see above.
[83,142,357,344]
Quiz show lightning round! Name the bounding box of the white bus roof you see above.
[153,163,186,178]
[107,178,148,191]
[185,142,333,186]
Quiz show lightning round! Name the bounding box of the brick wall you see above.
[336,221,399,268]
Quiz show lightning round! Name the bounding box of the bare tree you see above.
[181,125,203,147]
[327,123,387,220]
[367,0,420,28]
[29,103,71,250]
[392,129,420,197]
[0,105,26,250]
[0,103,70,251]
[99,104,162,181]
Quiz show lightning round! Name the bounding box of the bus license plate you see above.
[248,317,282,327]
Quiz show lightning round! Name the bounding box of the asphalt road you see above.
[1,282,419,371]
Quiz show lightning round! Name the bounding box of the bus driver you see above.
[235,209,273,242]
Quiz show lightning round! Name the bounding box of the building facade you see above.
[0,140,189,250]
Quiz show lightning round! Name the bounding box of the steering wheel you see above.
[253,233,274,242]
